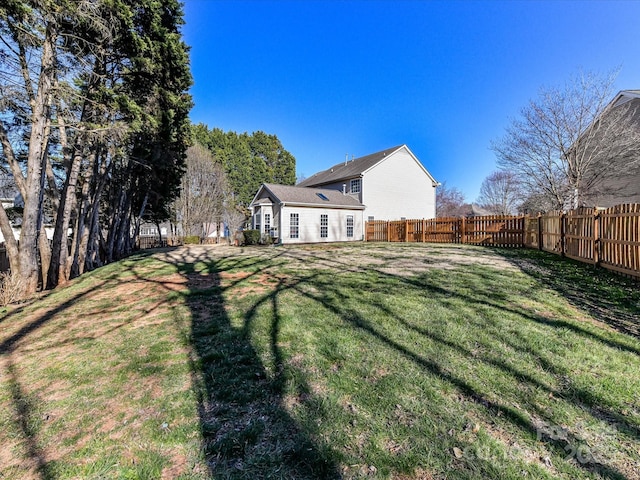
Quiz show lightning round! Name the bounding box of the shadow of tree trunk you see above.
[177,257,341,479]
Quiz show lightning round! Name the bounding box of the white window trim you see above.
[290,213,299,239]
[346,215,354,238]
[320,214,328,238]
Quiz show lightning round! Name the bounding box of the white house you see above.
[250,183,365,244]
[297,145,438,221]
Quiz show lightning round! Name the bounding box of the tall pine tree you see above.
[0,0,192,293]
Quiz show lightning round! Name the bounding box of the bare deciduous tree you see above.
[174,143,228,238]
[223,205,247,245]
[492,69,640,209]
[476,171,521,215]
[436,182,467,217]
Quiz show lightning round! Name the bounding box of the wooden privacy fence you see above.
[366,204,640,279]
[366,216,525,247]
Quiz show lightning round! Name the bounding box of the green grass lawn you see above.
[0,243,639,479]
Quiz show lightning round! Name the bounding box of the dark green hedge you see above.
[243,229,261,245]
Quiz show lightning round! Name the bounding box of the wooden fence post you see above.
[422,219,426,243]
[405,219,409,242]
[387,221,391,242]
[537,214,543,251]
[560,212,566,257]
[594,211,600,267]
[460,216,466,244]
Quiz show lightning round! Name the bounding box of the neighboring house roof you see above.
[251,183,365,209]
[297,144,438,187]
[612,90,640,107]
[462,203,495,217]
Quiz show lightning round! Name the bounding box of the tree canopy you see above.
[193,124,296,207]
[476,171,521,215]
[0,0,192,294]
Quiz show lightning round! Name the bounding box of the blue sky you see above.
[182,0,640,201]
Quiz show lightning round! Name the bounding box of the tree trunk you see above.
[19,22,56,294]
[0,205,20,273]
[47,148,83,288]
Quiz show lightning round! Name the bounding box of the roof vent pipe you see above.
[342,184,346,195]
[345,154,348,166]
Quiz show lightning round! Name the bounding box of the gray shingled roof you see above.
[254,183,365,208]
[297,145,404,187]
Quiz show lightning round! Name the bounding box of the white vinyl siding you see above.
[280,206,363,244]
[361,148,436,220]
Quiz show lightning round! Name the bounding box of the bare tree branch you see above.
[492,69,640,209]
[476,171,521,215]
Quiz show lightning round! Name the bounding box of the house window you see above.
[264,213,271,234]
[140,226,158,236]
[350,178,361,194]
[346,215,354,238]
[290,213,299,239]
[320,214,328,238]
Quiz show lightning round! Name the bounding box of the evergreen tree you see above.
[0,0,192,293]
[193,124,296,206]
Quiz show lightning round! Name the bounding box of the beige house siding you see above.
[362,149,436,220]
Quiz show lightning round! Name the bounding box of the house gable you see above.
[298,145,438,189]
[360,146,437,220]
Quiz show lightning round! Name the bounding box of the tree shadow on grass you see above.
[0,279,111,480]
[285,260,633,479]
[167,249,342,479]
[266,245,637,479]
[497,248,640,340]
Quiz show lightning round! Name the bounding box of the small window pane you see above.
[320,214,328,238]
[350,179,361,194]
[346,215,354,238]
[290,213,299,239]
